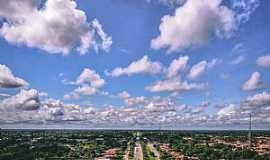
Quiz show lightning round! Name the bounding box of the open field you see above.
[0,130,270,160]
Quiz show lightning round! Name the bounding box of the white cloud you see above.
[207,58,219,69]
[257,54,270,69]
[90,19,113,53]
[0,0,112,55]
[231,0,260,23]
[74,85,97,96]
[146,77,206,93]
[108,56,163,77]
[118,91,131,99]
[124,96,147,107]
[63,92,80,100]
[1,90,270,128]
[242,72,263,91]
[217,104,237,119]
[243,92,270,107]
[188,61,207,79]
[166,55,189,78]
[191,101,209,114]
[76,68,105,88]
[231,55,245,65]
[64,68,105,99]
[187,59,217,80]
[0,64,28,88]
[0,93,10,97]
[151,0,237,53]
[0,89,40,111]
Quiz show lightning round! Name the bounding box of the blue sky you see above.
[0,0,270,129]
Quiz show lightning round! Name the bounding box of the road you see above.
[147,143,160,160]
[124,143,130,160]
[134,142,143,160]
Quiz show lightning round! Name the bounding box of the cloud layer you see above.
[1,89,270,129]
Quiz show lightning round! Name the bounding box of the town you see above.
[0,130,270,160]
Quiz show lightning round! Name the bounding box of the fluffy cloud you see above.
[242,92,270,108]
[76,68,105,88]
[1,90,270,128]
[0,0,112,55]
[118,91,131,99]
[146,77,206,93]
[74,85,97,96]
[215,91,270,124]
[166,55,189,78]
[151,0,237,53]
[257,54,270,69]
[217,104,237,119]
[0,64,28,88]
[124,96,147,107]
[191,101,209,114]
[187,59,217,80]
[242,72,263,91]
[0,89,40,111]
[108,56,163,77]
[64,68,105,99]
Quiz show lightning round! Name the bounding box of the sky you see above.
[0,0,270,130]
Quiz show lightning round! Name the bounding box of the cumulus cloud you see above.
[166,55,189,78]
[242,92,270,108]
[257,54,270,69]
[0,64,28,88]
[187,59,217,80]
[118,91,131,99]
[191,101,209,114]
[0,89,40,111]
[242,72,263,91]
[108,56,163,77]
[1,90,270,129]
[76,68,105,88]
[0,0,112,55]
[151,0,237,53]
[214,91,270,125]
[146,77,206,93]
[63,68,105,99]
[217,104,237,120]
[124,96,147,107]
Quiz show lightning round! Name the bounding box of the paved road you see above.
[148,143,160,160]
[124,143,130,160]
[134,142,143,160]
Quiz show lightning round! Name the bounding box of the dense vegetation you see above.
[0,130,132,160]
